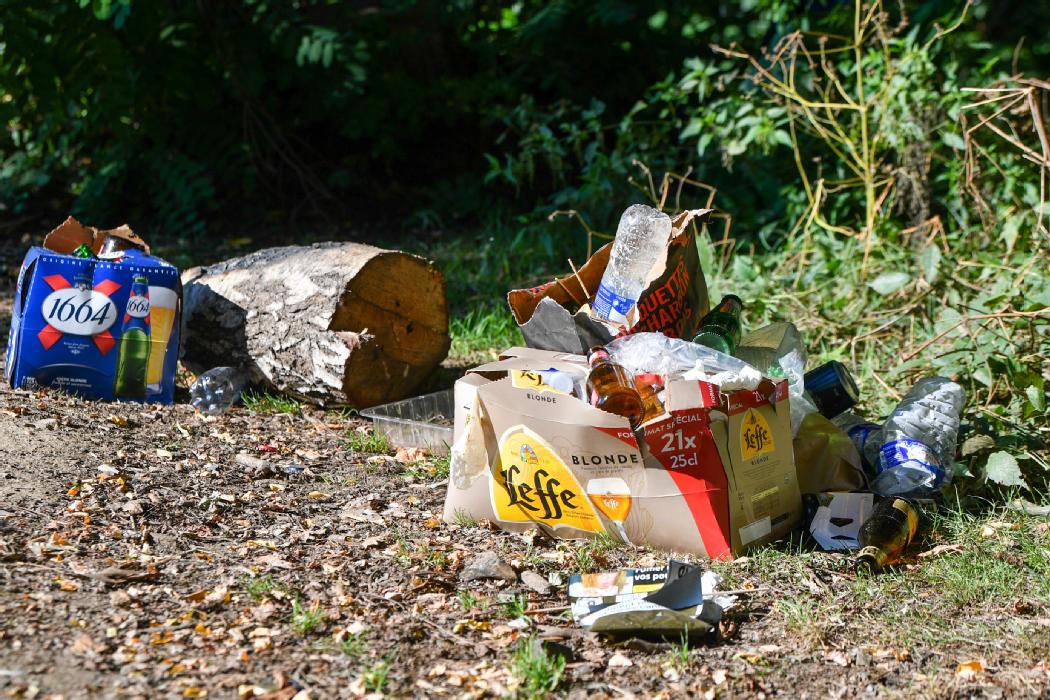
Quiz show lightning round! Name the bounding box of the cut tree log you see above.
[181,242,450,407]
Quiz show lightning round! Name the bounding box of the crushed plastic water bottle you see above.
[592,204,672,326]
[190,367,248,415]
[869,376,966,497]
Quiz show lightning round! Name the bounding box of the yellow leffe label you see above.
[891,498,919,538]
[510,370,568,394]
[492,426,604,533]
[740,408,775,460]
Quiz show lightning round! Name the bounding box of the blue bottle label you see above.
[878,438,946,485]
[592,282,635,324]
[846,423,879,453]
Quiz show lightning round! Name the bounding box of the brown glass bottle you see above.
[854,498,919,573]
[586,346,643,429]
[634,373,666,425]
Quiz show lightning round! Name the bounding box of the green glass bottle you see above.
[691,294,744,355]
[114,275,151,399]
[72,243,95,259]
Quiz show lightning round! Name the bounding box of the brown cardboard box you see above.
[442,348,802,559]
[506,209,713,354]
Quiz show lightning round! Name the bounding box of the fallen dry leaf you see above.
[825,650,851,667]
[917,543,965,559]
[55,577,78,592]
[185,589,208,603]
[712,669,728,685]
[394,446,428,464]
[70,633,104,655]
[956,659,986,680]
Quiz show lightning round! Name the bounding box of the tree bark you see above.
[180,242,450,407]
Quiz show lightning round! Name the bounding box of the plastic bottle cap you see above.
[804,360,859,419]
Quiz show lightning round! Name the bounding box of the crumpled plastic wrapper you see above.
[608,332,757,380]
[610,331,814,434]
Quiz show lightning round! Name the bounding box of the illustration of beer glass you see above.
[146,286,178,394]
[586,477,633,544]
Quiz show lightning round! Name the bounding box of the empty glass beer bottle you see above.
[72,243,95,259]
[691,294,744,355]
[854,498,919,573]
[586,346,643,429]
[114,275,152,399]
[634,373,666,425]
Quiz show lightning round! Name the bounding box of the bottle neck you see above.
[715,295,743,316]
[588,346,611,369]
[855,546,887,573]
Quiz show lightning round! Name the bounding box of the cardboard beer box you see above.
[5,218,181,403]
[443,348,802,559]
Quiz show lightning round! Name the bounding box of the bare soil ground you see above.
[1,379,1048,700]
[1,270,1048,698]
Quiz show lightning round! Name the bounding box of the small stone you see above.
[122,500,145,515]
[607,652,633,669]
[34,418,58,430]
[521,570,552,596]
[459,551,517,582]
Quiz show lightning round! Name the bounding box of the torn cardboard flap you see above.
[809,492,874,550]
[43,216,150,255]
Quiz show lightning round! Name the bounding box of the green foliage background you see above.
[1,0,1048,494]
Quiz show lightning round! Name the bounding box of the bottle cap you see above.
[804,360,859,419]
[718,294,744,312]
[587,346,610,365]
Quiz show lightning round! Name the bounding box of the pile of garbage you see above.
[441,203,966,603]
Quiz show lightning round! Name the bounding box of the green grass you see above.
[338,633,370,661]
[429,455,450,479]
[458,590,483,611]
[242,390,302,414]
[565,532,620,574]
[746,504,1050,654]
[509,635,566,700]
[452,509,479,527]
[361,658,391,693]
[345,429,390,454]
[665,632,693,672]
[290,597,325,635]
[500,593,528,620]
[241,574,280,600]
[449,306,522,359]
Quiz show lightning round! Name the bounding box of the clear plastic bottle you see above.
[832,413,882,472]
[592,204,672,326]
[869,377,966,497]
[190,367,248,415]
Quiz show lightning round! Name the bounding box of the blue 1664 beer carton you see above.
[5,221,181,403]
